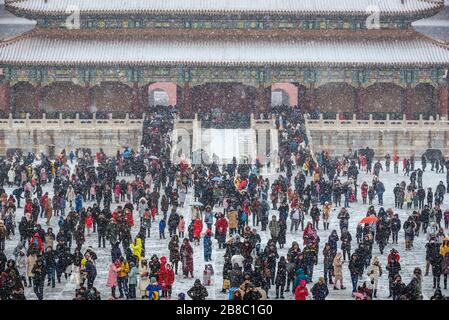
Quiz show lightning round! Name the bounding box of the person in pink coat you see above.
[106,261,121,299]
[114,184,121,203]
[178,215,185,238]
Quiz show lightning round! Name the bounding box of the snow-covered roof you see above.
[5,0,444,16]
[1,33,449,67]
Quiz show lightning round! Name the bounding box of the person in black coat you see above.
[243,283,261,300]
[31,259,46,300]
[96,213,108,248]
[390,214,401,245]
[275,257,287,299]
[187,279,208,300]
[311,277,329,300]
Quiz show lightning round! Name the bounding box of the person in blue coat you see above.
[159,219,166,239]
[376,181,385,206]
[69,150,75,164]
[203,230,212,262]
[293,268,308,290]
[146,277,161,300]
[75,194,83,213]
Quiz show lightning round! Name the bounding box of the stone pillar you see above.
[437,84,448,118]
[181,82,191,118]
[35,82,43,116]
[355,85,365,119]
[132,82,141,117]
[404,84,414,120]
[0,82,11,114]
[306,83,316,113]
[84,82,92,112]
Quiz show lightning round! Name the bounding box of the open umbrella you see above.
[148,155,158,160]
[211,176,223,182]
[360,216,378,224]
[191,201,204,207]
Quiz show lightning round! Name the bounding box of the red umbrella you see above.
[360,216,378,224]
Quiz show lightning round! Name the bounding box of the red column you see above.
[181,82,191,118]
[84,82,92,112]
[132,82,141,117]
[355,85,365,119]
[404,85,414,120]
[35,82,43,116]
[256,84,271,117]
[0,82,11,114]
[306,84,316,113]
[437,84,448,118]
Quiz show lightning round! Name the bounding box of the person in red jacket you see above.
[156,256,174,298]
[29,232,44,253]
[215,214,228,249]
[295,280,309,300]
[125,208,134,227]
[361,182,369,204]
[40,193,49,219]
[387,248,401,264]
[24,198,33,215]
[85,213,93,236]
[193,218,203,245]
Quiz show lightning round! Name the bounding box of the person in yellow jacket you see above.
[117,257,130,299]
[440,237,449,257]
[51,162,56,177]
[131,237,143,261]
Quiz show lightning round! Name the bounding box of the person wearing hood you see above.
[293,268,307,291]
[187,279,208,300]
[131,237,142,261]
[160,259,175,298]
[203,229,213,262]
[106,260,121,299]
[366,256,382,298]
[332,251,345,290]
[138,258,150,299]
[180,238,194,278]
[295,279,308,300]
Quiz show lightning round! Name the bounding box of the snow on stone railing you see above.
[305,113,449,130]
[0,113,145,129]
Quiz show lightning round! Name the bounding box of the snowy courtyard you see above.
[2,160,448,300]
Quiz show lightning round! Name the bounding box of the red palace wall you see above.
[271,83,298,106]
[148,82,177,106]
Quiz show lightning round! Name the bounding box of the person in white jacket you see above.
[8,168,15,187]
[366,256,382,298]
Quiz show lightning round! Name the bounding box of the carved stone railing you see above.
[306,113,449,131]
[0,113,145,129]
